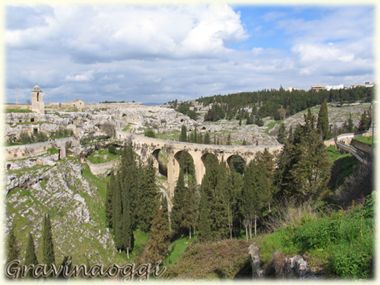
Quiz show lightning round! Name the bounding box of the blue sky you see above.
[5,4,374,104]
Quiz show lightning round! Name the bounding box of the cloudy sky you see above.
[5,4,374,104]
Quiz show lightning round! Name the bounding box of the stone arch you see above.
[152,148,168,177]
[174,150,195,177]
[201,152,219,169]
[227,154,246,174]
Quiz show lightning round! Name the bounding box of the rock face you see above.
[248,243,263,278]
[264,251,310,278]
[6,158,118,265]
[248,245,312,279]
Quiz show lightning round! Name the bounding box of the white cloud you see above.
[292,43,354,63]
[5,5,374,103]
[66,71,94,82]
[6,4,246,60]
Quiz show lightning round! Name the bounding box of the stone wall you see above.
[5,137,75,161]
[87,160,119,176]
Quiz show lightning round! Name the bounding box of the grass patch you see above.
[165,236,194,266]
[87,149,119,164]
[6,108,32,113]
[326,146,351,162]
[165,239,251,279]
[255,195,374,278]
[353,135,373,145]
[122,123,134,132]
[47,147,59,155]
[156,130,181,141]
[129,229,150,261]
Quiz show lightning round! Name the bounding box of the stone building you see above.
[31,85,45,114]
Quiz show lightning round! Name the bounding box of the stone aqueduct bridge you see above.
[116,131,283,198]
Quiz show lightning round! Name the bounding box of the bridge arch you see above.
[201,152,219,168]
[174,150,196,177]
[226,154,246,174]
[152,148,168,177]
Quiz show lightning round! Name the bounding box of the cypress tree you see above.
[140,197,171,264]
[198,158,229,241]
[7,224,19,263]
[347,113,354,132]
[226,134,232,145]
[317,100,330,139]
[242,156,272,239]
[203,132,210,144]
[138,160,159,232]
[276,110,331,205]
[42,213,55,267]
[25,233,38,265]
[277,123,287,144]
[179,125,187,142]
[212,162,229,239]
[171,169,186,236]
[120,143,138,257]
[182,179,199,239]
[112,173,123,250]
[105,174,114,228]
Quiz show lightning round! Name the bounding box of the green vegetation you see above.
[197,86,373,122]
[144,128,156,138]
[327,146,358,190]
[87,149,119,164]
[42,213,56,267]
[6,108,32,113]
[165,239,251,279]
[7,128,74,146]
[255,196,374,278]
[156,130,181,140]
[353,135,373,145]
[122,123,133,132]
[47,147,59,155]
[106,144,161,258]
[165,236,194,265]
[326,146,351,162]
[171,101,199,120]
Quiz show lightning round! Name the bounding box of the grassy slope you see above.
[165,239,251,279]
[6,158,128,266]
[353,135,373,145]
[87,149,119,164]
[326,146,358,190]
[254,197,374,278]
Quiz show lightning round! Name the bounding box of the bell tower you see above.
[31,85,45,114]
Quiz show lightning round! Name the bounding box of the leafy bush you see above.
[144,128,156,138]
[258,195,374,279]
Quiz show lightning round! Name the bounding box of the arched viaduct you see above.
[116,132,283,198]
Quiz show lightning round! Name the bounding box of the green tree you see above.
[277,123,287,144]
[7,224,19,263]
[242,155,273,239]
[140,197,171,264]
[226,134,232,145]
[25,233,38,265]
[317,100,330,139]
[171,169,186,236]
[275,110,331,205]
[144,128,156,138]
[347,113,354,132]
[112,173,124,250]
[138,160,159,232]
[182,180,199,239]
[203,132,210,144]
[198,158,229,241]
[179,125,187,142]
[105,174,114,228]
[42,213,55,267]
